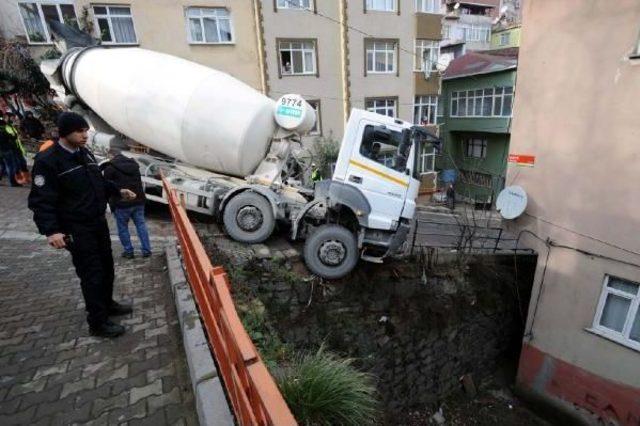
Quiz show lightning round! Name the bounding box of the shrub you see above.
[277,348,379,426]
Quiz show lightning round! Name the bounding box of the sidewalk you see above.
[0,186,197,425]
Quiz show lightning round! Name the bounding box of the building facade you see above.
[440,0,499,63]
[0,0,265,91]
[490,25,520,50]
[507,0,640,423]
[437,51,516,203]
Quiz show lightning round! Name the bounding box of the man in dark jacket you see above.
[102,152,151,259]
[28,112,137,338]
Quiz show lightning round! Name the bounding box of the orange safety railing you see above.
[162,177,297,426]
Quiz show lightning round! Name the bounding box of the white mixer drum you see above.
[61,47,277,177]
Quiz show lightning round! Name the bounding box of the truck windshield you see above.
[359,125,410,173]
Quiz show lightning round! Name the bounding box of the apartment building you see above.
[508,1,640,423]
[0,0,264,91]
[261,1,442,147]
[440,0,499,65]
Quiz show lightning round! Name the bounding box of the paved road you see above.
[0,185,197,425]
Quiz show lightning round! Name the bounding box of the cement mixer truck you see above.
[41,45,440,279]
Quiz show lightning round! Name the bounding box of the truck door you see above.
[345,120,410,230]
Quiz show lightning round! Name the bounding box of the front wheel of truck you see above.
[303,224,359,279]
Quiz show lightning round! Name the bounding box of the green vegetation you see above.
[276,347,379,426]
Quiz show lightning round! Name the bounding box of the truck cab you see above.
[295,109,439,279]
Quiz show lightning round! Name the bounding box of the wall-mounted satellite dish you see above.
[496,186,528,219]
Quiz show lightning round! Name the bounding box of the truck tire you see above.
[223,192,275,244]
[303,224,359,279]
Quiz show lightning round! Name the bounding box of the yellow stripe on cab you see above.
[349,160,409,188]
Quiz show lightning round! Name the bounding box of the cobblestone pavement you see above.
[0,185,198,425]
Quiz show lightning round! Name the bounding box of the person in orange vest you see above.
[39,139,55,152]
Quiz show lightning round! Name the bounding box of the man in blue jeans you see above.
[102,151,151,258]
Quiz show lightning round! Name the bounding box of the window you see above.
[414,39,439,72]
[414,95,438,125]
[416,0,441,14]
[450,87,514,117]
[278,40,317,76]
[592,275,640,351]
[442,23,451,40]
[632,29,640,59]
[307,100,321,135]
[499,32,510,46]
[366,98,396,117]
[359,124,407,172]
[461,24,491,42]
[419,144,435,173]
[276,0,313,9]
[18,2,78,44]
[366,40,397,74]
[465,138,487,158]
[366,0,397,12]
[93,5,137,44]
[186,8,233,44]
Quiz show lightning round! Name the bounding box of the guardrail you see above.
[162,177,297,426]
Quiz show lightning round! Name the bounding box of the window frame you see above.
[465,137,487,159]
[186,7,235,45]
[460,23,491,42]
[415,0,440,14]
[499,31,510,46]
[93,4,138,45]
[418,144,435,174]
[414,95,438,126]
[449,86,514,118]
[365,97,398,118]
[414,39,440,72]
[365,39,398,75]
[17,1,79,45]
[277,38,319,77]
[590,275,640,352]
[307,99,322,135]
[365,0,398,13]
[275,0,314,11]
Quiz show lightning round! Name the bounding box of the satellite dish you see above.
[496,186,528,219]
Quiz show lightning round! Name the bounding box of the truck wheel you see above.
[303,224,359,279]
[223,192,275,244]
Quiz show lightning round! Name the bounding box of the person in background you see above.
[22,111,45,140]
[0,119,20,186]
[310,162,322,183]
[28,112,137,338]
[101,150,152,259]
[3,111,29,184]
[446,183,456,211]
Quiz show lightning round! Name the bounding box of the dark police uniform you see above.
[28,142,119,328]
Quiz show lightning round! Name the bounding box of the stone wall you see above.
[202,232,536,416]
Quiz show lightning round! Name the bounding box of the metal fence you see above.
[162,177,297,426]
[409,216,530,255]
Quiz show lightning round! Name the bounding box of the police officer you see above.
[28,112,137,338]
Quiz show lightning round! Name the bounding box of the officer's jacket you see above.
[28,142,118,236]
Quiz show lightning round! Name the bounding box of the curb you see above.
[165,245,234,426]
